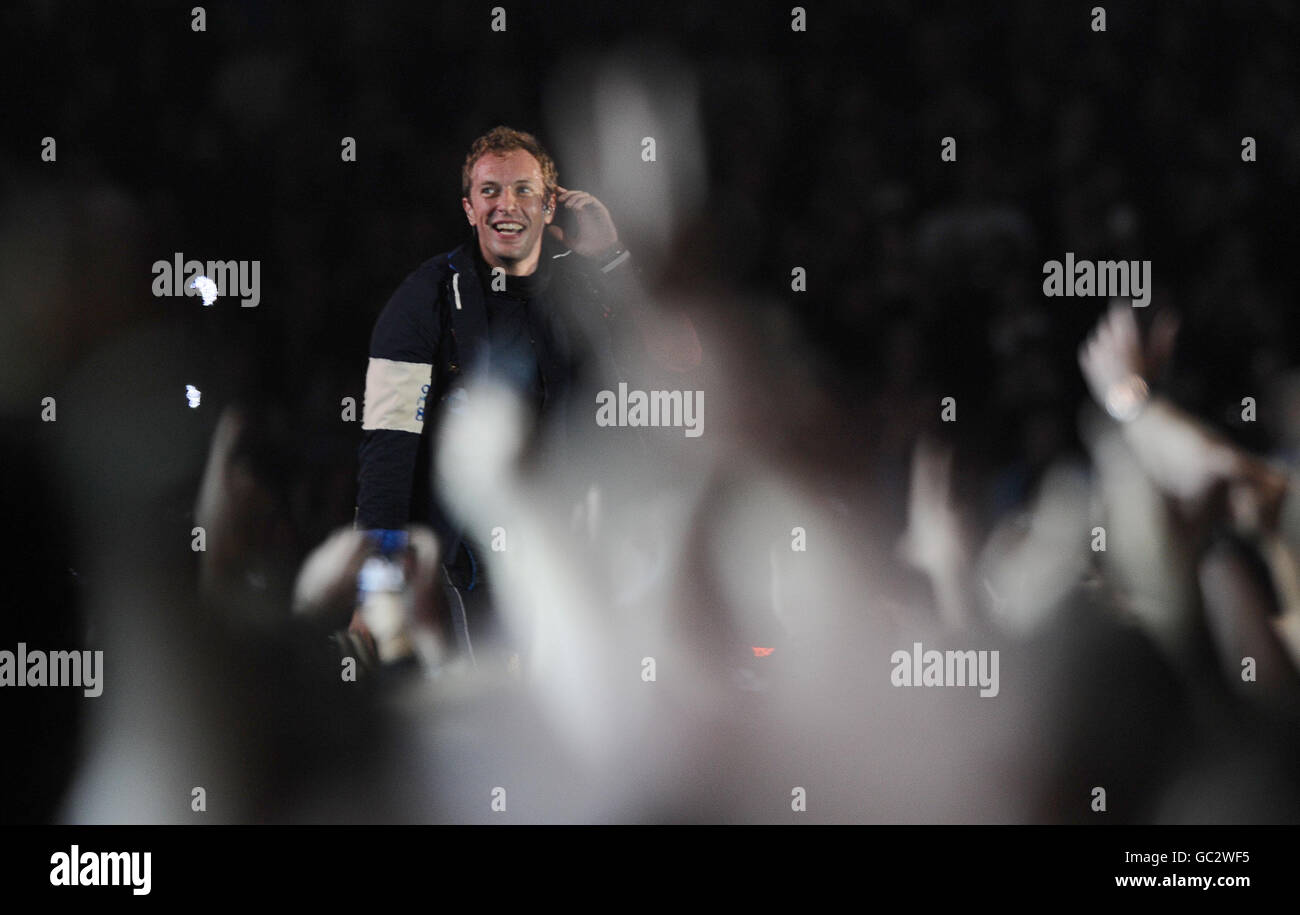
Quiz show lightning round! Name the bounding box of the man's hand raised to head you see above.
[545,183,702,371]
[546,185,620,260]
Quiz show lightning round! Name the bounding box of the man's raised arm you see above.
[548,184,701,372]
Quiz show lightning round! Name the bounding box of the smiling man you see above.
[353,125,653,665]
[462,144,619,276]
[466,145,551,273]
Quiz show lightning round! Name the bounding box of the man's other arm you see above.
[591,248,702,372]
[355,265,440,530]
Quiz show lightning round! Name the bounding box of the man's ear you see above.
[543,191,556,223]
[462,197,475,226]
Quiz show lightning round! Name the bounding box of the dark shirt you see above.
[358,235,633,533]
[472,243,552,412]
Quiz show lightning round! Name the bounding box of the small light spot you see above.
[190,275,218,306]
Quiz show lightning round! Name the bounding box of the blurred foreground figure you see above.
[1078,303,1300,707]
[280,265,1300,823]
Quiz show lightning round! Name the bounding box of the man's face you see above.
[461,148,555,276]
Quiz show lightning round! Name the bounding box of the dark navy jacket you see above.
[355,234,636,559]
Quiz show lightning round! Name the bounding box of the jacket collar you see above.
[447,235,572,278]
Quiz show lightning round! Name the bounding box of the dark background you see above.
[5,1,1299,543]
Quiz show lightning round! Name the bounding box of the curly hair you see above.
[460,126,559,201]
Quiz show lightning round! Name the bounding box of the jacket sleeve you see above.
[592,250,702,372]
[355,263,441,530]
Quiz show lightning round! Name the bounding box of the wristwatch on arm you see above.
[1104,373,1151,423]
